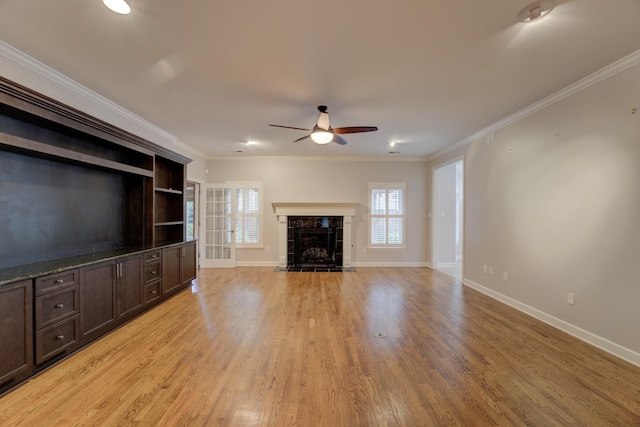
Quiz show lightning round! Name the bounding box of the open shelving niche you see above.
[153,155,186,246]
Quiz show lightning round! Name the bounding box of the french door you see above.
[201,185,236,268]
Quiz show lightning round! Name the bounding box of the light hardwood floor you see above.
[1,267,639,426]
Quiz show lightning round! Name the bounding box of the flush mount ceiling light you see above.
[103,0,131,14]
[517,0,555,23]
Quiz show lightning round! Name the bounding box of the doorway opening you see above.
[432,158,464,281]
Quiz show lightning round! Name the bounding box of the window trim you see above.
[368,182,407,250]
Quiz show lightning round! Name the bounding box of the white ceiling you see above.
[1,0,639,159]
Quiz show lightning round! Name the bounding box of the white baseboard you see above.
[463,279,640,368]
[437,262,457,268]
[353,262,431,267]
[235,261,280,267]
[224,261,432,268]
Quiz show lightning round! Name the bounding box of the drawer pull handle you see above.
[152,254,158,258]
[151,271,157,275]
[151,290,157,294]
[56,335,65,340]
[55,303,65,308]
[55,279,65,284]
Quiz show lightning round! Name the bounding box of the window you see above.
[368,182,406,249]
[234,183,262,247]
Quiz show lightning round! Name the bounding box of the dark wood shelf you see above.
[154,221,185,227]
[154,187,183,195]
[0,131,154,177]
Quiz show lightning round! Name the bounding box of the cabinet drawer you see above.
[144,250,162,262]
[144,261,162,283]
[35,285,79,330]
[35,270,78,296]
[35,315,80,365]
[144,281,161,304]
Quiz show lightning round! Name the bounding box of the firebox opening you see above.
[287,216,344,269]
[295,228,336,268]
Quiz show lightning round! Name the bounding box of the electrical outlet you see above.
[503,271,508,280]
[567,293,575,306]
[265,246,270,253]
[483,265,488,274]
[488,266,494,275]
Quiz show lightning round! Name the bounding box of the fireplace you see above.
[272,202,357,271]
[289,216,342,268]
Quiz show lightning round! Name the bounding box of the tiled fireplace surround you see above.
[272,203,357,270]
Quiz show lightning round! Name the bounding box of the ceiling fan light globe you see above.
[103,0,131,14]
[311,130,333,144]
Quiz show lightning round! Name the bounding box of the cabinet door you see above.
[0,280,33,390]
[79,261,116,344]
[181,241,197,285]
[116,254,144,322]
[162,246,182,297]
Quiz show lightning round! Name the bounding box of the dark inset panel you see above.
[0,150,129,269]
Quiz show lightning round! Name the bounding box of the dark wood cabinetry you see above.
[143,250,162,306]
[116,254,144,323]
[182,241,197,285]
[34,270,81,365]
[0,76,197,395]
[162,241,197,297]
[79,262,117,345]
[162,245,183,297]
[0,281,32,393]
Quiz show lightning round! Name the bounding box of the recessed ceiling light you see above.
[517,0,555,23]
[103,0,131,14]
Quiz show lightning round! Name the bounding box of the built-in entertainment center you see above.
[0,77,196,395]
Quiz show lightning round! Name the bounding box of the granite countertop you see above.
[0,242,189,287]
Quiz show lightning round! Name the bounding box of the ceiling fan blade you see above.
[333,126,378,134]
[333,135,348,145]
[292,135,311,143]
[269,124,312,131]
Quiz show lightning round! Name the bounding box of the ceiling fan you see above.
[269,105,378,145]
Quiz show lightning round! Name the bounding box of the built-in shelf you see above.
[0,131,154,177]
[153,156,185,245]
[154,187,183,195]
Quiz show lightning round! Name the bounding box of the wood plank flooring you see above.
[1,267,639,426]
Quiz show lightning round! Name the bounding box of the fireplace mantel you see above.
[272,202,358,269]
[272,202,357,217]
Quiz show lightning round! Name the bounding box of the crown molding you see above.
[207,155,429,162]
[427,49,640,162]
[0,40,181,148]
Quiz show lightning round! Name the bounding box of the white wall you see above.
[205,158,430,267]
[430,59,640,363]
